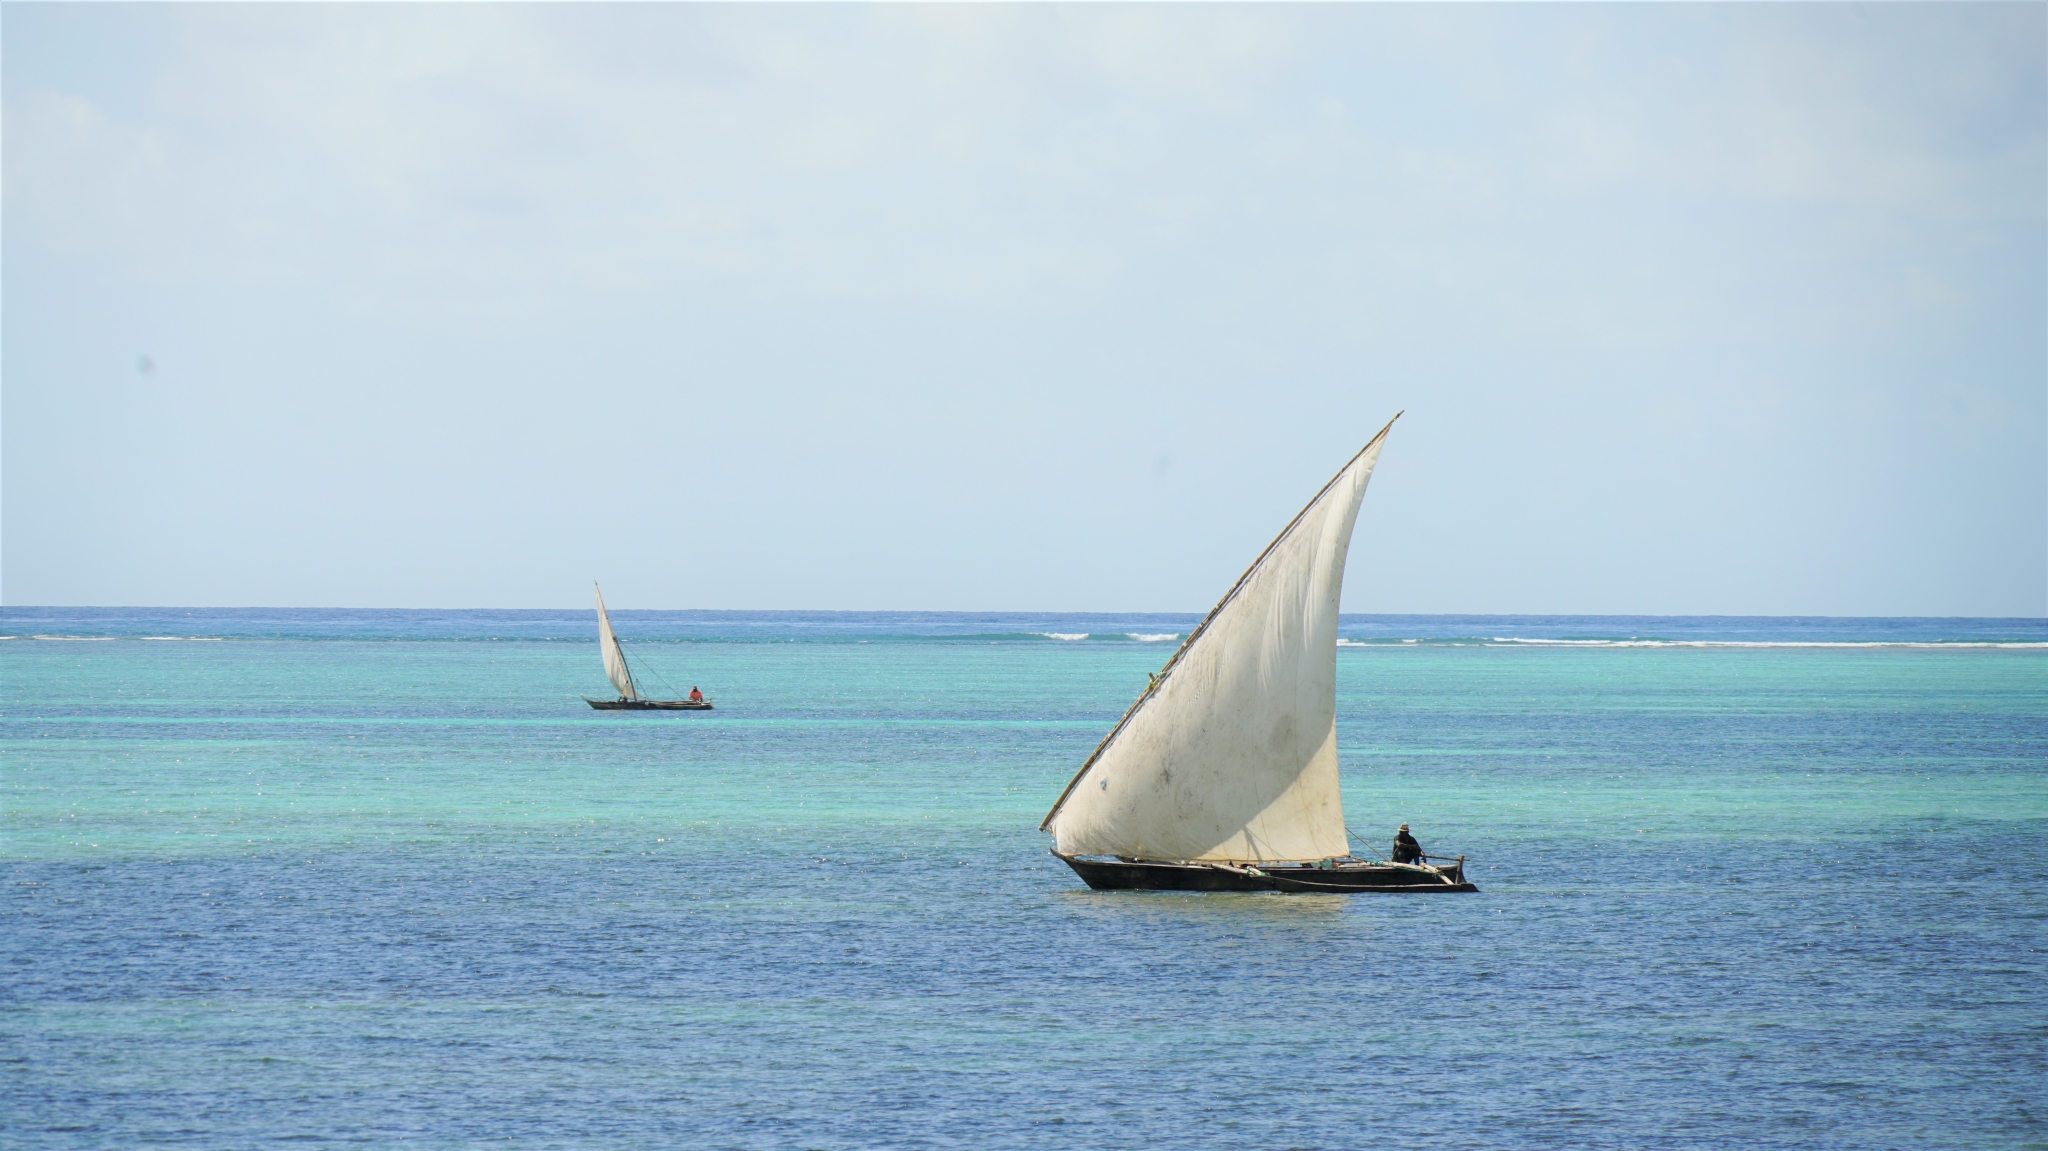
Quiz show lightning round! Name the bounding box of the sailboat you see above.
[584,584,713,711]
[1041,415,1475,893]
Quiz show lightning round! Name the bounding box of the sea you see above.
[3,609,2044,1149]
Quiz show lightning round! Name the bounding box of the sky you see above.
[4,2,2043,615]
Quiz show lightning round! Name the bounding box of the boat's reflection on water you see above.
[1053,886,1356,926]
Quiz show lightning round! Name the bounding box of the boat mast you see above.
[613,636,640,699]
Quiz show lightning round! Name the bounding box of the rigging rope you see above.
[621,642,688,700]
[1345,825,1390,862]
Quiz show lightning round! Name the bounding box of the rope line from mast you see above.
[1345,826,1391,863]
[618,639,687,701]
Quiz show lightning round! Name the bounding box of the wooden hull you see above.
[1055,852,1476,893]
[585,698,712,711]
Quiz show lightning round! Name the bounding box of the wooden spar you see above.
[613,635,635,700]
[1038,412,1402,832]
[596,582,641,701]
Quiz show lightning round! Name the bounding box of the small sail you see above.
[594,583,639,700]
[1042,416,1397,863]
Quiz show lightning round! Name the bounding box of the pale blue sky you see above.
[5,3,2043,614]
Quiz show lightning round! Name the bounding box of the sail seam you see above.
[1038,412,1400,831]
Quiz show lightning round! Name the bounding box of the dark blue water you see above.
[3,611,2044,1148]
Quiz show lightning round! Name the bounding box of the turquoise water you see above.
[4,612,2045,1148]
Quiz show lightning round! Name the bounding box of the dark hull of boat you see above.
[1056,852,1476,893]
[585,698,713,711]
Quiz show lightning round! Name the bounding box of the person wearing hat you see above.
[1391,823,1423,865]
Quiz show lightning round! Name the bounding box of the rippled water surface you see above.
[4,611,2044,1149]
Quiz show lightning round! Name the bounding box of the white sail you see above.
[594,583,638,700]
[1042,417,1396,863]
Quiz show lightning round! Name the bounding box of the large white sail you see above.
[1042,418,1396,863]
[594,583,638,700]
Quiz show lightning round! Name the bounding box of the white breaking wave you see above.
[1335,638,1423,646]
[1039,633,1089,641]
[1492,637,1616,645]
[1488,638,2048,649]
[20,634,222,642]
[1126,633,1180,642]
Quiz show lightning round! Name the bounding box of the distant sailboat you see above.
[584,584,712,711]
[1041,414,1474,892]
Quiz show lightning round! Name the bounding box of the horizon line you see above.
[2,605,2044,622]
